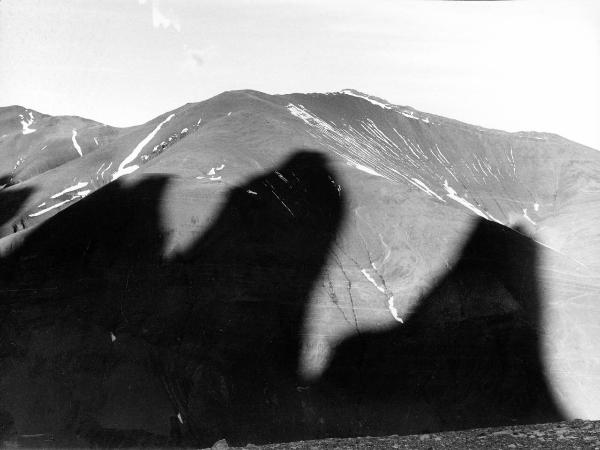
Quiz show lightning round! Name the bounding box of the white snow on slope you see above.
[51,181,89,198]
[96,163,105,176]
[387,296,403,323]
[287,103,334,131]
[76,189,91,198]
[410,178,445,202]
[20,111,36,134]
[207,162,226,176]
[112,113,175,180]
[523,208,536,225]
[443,180,491,220]
[348,162,384,178]
[361,268,403,323]
[339,90,392,110]
[361,269,385,293]
[71,129,83,157]
[29,199,73,217]
[100,162,113,179]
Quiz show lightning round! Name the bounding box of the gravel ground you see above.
[213,420,600,450]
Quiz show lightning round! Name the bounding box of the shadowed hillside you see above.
[0,148,564,447]
[0,151,345,447]
[312,219,562,440]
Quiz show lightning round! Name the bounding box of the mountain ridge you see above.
[2,89,594,149]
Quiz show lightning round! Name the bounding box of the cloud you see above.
[136,0,181,32]
[152,1,181,32]
[183,45,216,69]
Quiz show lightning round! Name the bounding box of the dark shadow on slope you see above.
[158,150,346,446]
[0,182,34,233]
[0,149,562,447]
[312,218,563,439]
[0,150,345,447]
[0,176,174,447]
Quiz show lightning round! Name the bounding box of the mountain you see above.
[0,90,599,447]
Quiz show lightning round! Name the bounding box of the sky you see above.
[1,0,599,149]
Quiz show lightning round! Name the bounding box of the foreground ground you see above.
[218,420,600,450]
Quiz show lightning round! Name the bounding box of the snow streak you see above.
[112,113,175,180]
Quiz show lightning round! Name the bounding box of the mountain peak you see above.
[337,89,394,110]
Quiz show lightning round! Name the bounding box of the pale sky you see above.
[1,0,599,149]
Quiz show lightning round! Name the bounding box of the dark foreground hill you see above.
[0,90,599,447]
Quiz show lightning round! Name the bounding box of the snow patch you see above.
[100,162,113,179]
[110,332,116,342]
[339,89,392,109]
[94,137,99,146]
[347,162,384,178]
[387,296,403,323]
[112,113,175,180]
[71,129,83,157]
[275,171,289,183]
[51,182,89,199]
[534,203,540,212]
[208,163,225,176]
[410,178,445,202]
[443,180,491,220]
[181,127,188,134]
[287,104,334,131]
[29,199,73,217]
[361,269,403,323]
[361,269,385,293]
[76,189,91,198]
[96,163,105,176]
[247,189,258,195]
[209,176,222,181]
[523,208,536,225]
[20,111,36,134]
[177,413,183,424]
[401,111,419,120]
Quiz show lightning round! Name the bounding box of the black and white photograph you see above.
[1,0,599,448]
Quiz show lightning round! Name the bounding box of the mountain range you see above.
[0,89,599,447]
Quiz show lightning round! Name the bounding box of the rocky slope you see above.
[237,419,600,450]
[0,90,599,447]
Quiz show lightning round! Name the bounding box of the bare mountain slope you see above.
[0,90,599,447]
